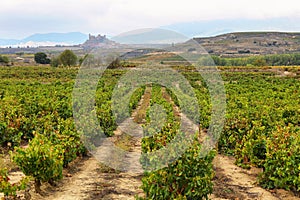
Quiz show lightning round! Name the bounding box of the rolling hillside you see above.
[193,32,300,56]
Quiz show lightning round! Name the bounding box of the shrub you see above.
[253,58,267,67]
[0,168,31,198]
[12,133,64,193]
[34,52,51,64]
[259,125,300,191]
[0,121,23,148]
[234,128,267,169]
[48,118,87,167]
[139,85,215,199]
[140,140,216,200]
[0,55,9,65]
[50,56,61,67]
[59,50,77,67]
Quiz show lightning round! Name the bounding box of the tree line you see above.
[34,50,78,67]
[3,51,300,67]
[210,53,300,66]
[0,50,79,67]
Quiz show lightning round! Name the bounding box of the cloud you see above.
[0,0,299,38]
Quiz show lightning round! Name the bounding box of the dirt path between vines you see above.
[211,154,300,200]
[162,88,300,200]
[3,87,300,200]
[27,154,300,200]
[28,87,152,200]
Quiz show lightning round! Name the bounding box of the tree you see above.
[198,55,215,66]
[16,52,24,56]
[34,52,51,64]
[253,58,267,67]
[50,56,61,67]
[59,50,77,67]
[0,55,9,65]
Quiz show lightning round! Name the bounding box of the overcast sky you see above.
[1,0,300,39]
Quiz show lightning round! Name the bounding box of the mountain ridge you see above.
[162,17,300,38]
[192,31,300,56]
[0,32,88,47]
[1,30,300,57]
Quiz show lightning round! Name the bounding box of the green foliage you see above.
[12,133,64,189]
[50,56,61,67]
[0,113,23,147]
[0,78,75,148]
[259,126,300,191]
[59,50,77,67]
[140,144,215,200]
[198,55,215,66]
[2,65,300,194]
[212,53,300,66]
[0,55,9,65]
[15,52,24,56]
[34,52,51,64]
[0,168,31,198]
[253,58,267,67]
[95,71,120,136]
[140,85,215,199]
[234,129,266,169]
[0,66,77,81]
[214,72,300,191]
[129,86,146,114]
[47,118,86,167]
[78,54,89,66]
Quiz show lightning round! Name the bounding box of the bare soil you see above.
[16,153,297,200]
[210,155,300,200]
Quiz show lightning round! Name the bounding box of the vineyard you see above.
[1,65,300,199]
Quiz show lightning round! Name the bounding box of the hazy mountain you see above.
[112,28,188,44]
[2,17,300,47]
[23,32,87,43]
[0,32,88,47]
[162,17,300,38]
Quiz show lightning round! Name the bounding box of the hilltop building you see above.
[81,34,117,48]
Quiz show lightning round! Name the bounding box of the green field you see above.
[1,65,300,199]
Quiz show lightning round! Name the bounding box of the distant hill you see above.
[0,32,88,47]
[23,32,87,43]
[112,29,188,44]
[162,18,300,38]
[192,32,300,56]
